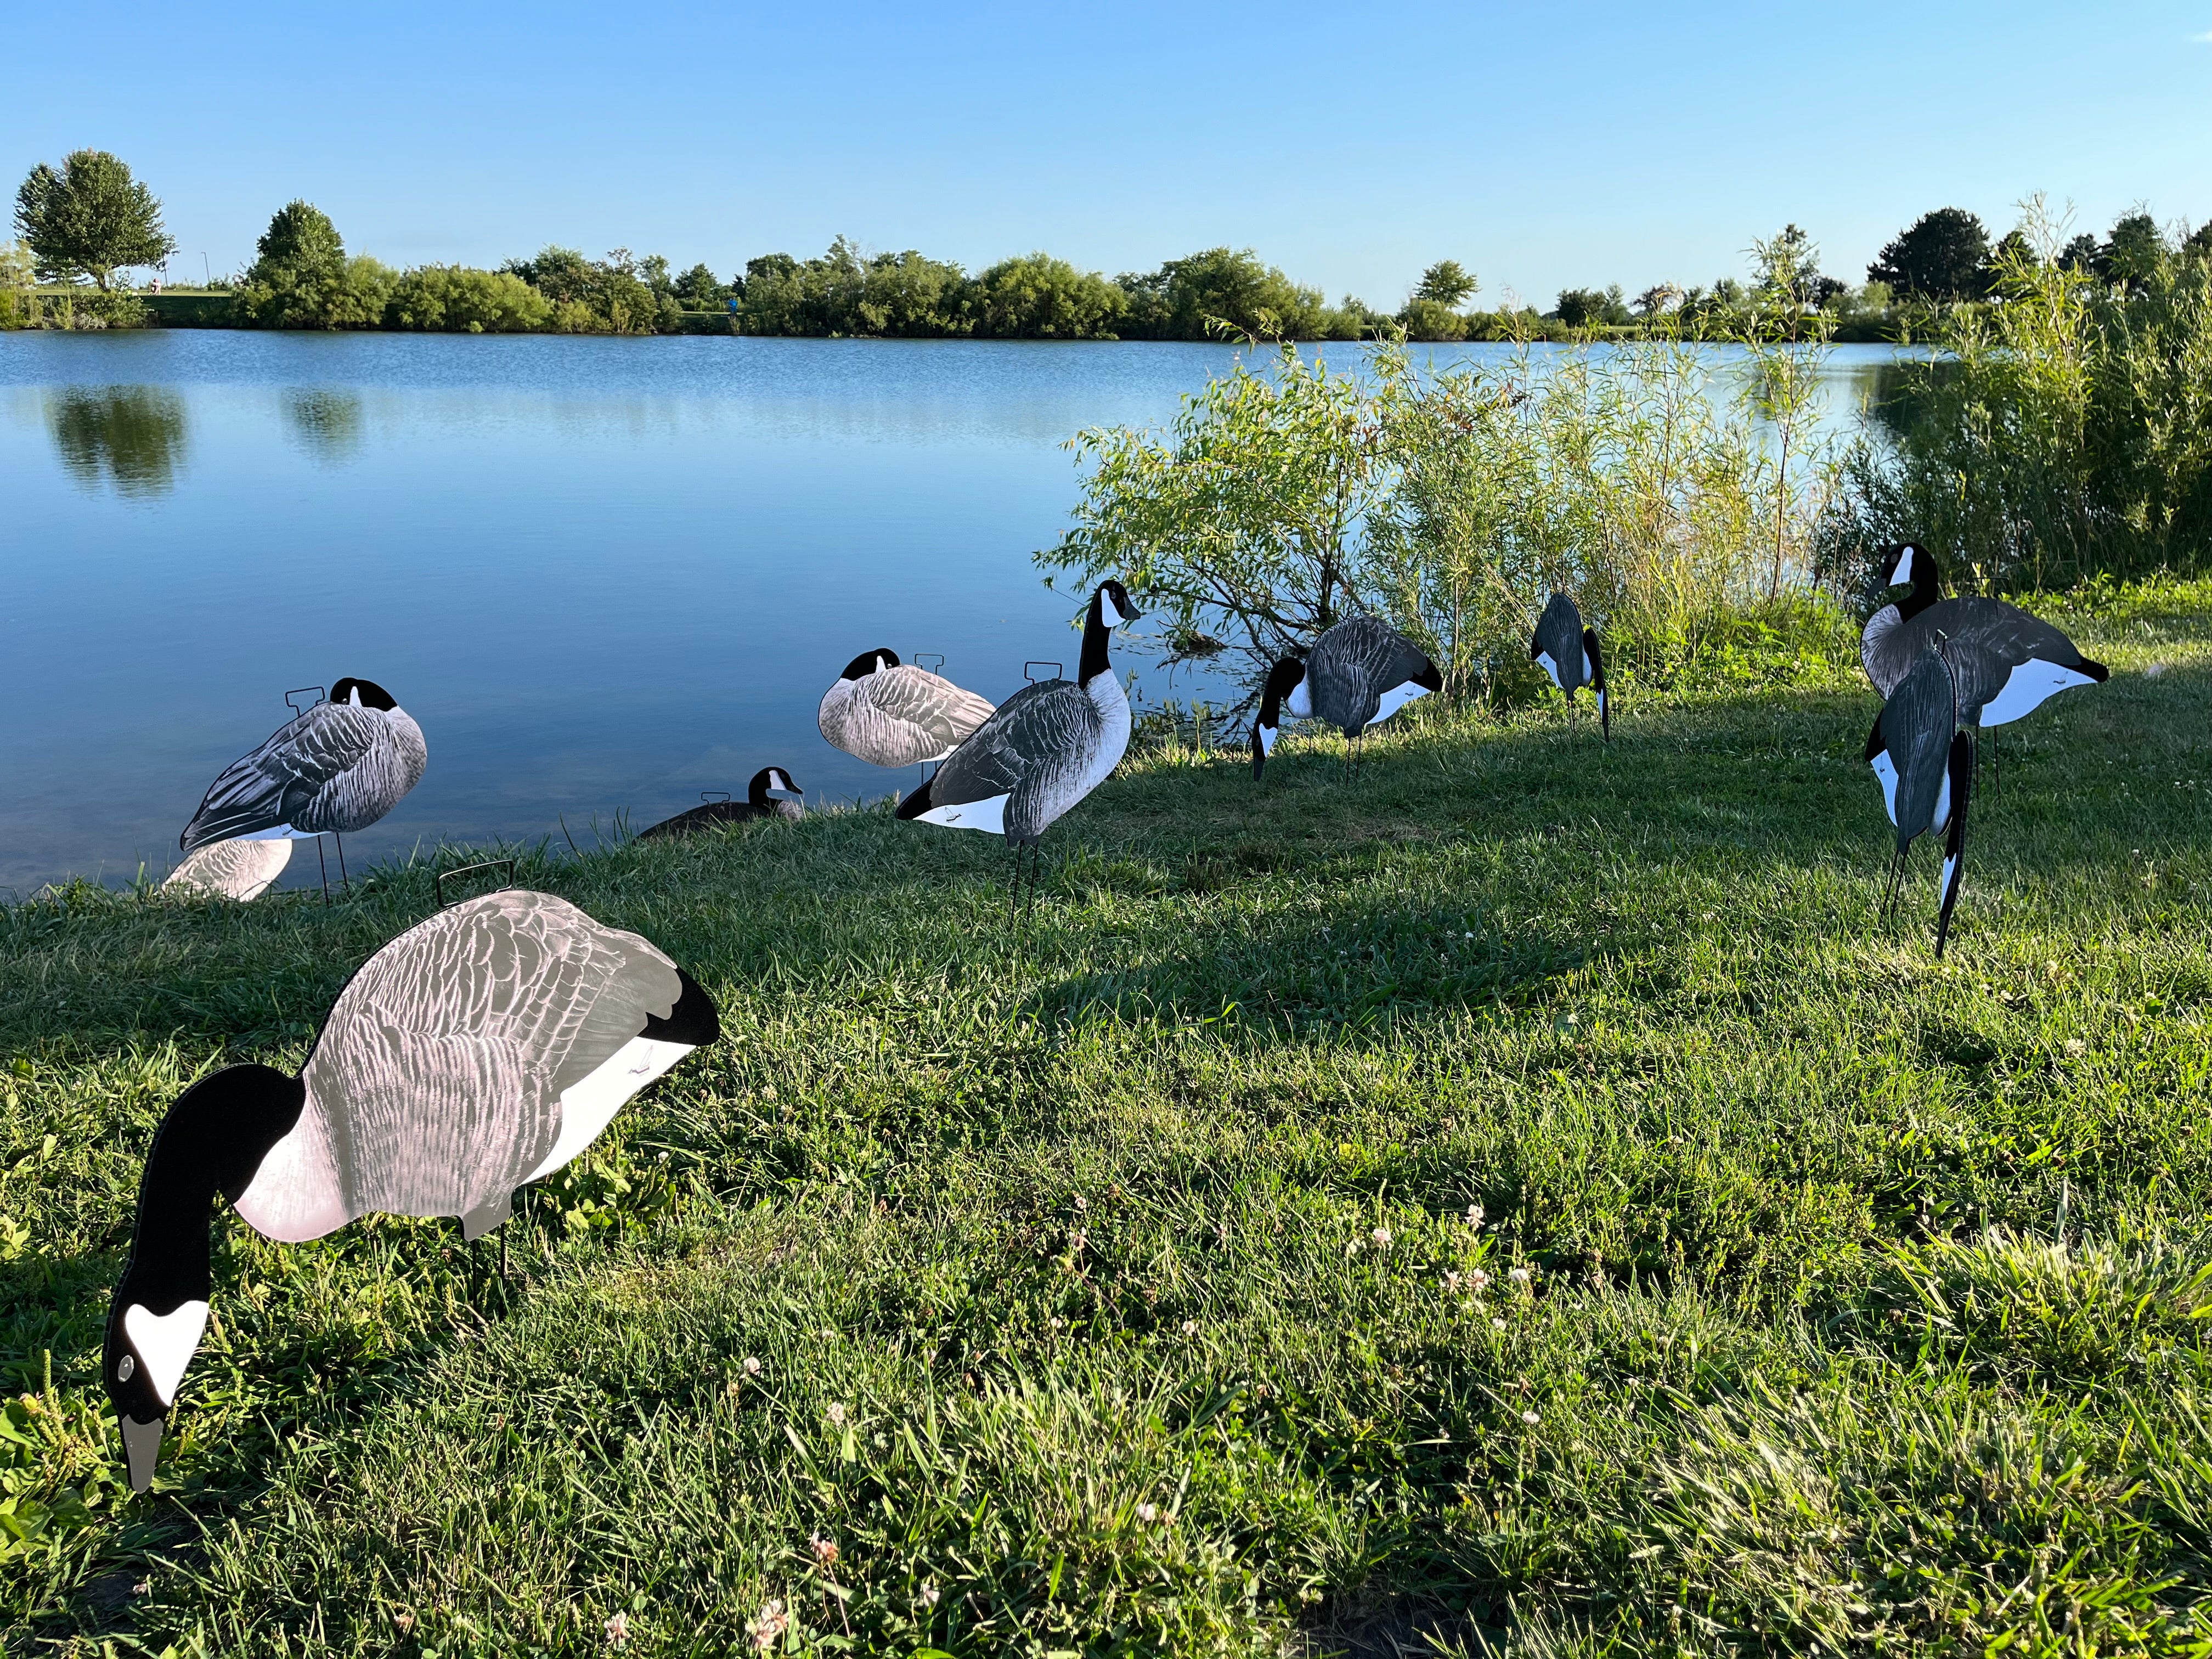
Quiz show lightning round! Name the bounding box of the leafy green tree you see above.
[501,246,662,333]
[1551,286,1629,328]
[1866,207,1990,301]
[1119,247,1328,341]
[2097,212,2168,287]
[671,263,728,309]
[384,266,553,332]
[2057,233,2102,272]
[234,201,392,328]
[969,253,1126,338]
[13,151,175,289]
[1396,298,1467,341]
[1414,260,1477,308]
[2184,222,2212,266]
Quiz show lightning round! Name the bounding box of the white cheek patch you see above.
[1257,724,1278,755]
[125,1301,211,1407]
[1535,651,1562,690]
[1370,681,1429,725]
[1870,751,1900,826]
[921,794,1009,836]
[1285,679,1312,719]
[1893,546,1915,585]
[1978,659,2096,727]
[1099,593,1125,628]
[527,1037,695,1180]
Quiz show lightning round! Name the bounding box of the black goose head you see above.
[329,678,398,712]
[1092,581,1136,631]
[1875,544,1942,616]
[839,649,899,682]
[748,767,804,809]
[106,1063,306,1493]
[1252,657,1308,778]
[1080,582,1139,684]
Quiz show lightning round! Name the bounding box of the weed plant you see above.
[3,588,2209,1655]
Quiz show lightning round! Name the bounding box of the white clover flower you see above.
[748,1599,789,1650]
[743,1356,761,1376]
[605,1611,630,1648]
[921,1583,941,1609]
[1508,1267,1532,1285]
[1492,1317,1508,1331]
[1465,1204,1485,1228]
[826,1402,847,1426]
[1136,1502,1159,1522]
[1372,1226,1392,1249]
[1520,1409,1540,1425]
[1469,1269,1491,1291]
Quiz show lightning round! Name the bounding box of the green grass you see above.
[3,585,2210,1657]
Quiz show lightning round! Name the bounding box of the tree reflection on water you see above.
[45,385,189,499]
[283,387,365,462]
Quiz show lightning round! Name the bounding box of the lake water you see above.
[0,332,1901,895]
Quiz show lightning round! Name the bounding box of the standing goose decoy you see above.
[1531,593,1610,738]
[1865,643,1974,957]
[1861,542,2107,731]
[818,650,996,769]
[896,580,1137,909]
[163,837,294,902]
[180,679,427,881]
[1250,616,1442,778]
[636,768,804,841]
[102,889,720,1492]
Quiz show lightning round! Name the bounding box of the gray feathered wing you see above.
[822,668,996,767]
[182,703,425,850]
[1533,595,1583,690]
[1311,617,1434,732]
[932,681,1104,844]
[238,893,684,1242]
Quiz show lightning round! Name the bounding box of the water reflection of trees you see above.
[44,386,189,499]
[283,388,365,462]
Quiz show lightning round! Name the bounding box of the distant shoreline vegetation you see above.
[6,153,2208,346]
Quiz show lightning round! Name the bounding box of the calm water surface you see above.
[0,332,1899,894]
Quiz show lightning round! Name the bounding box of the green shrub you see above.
[968,252,1125,339]
[234,201,392,329]
[384,264,553,332]
[502,246,662,334]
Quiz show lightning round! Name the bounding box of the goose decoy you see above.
[1531,594,1609,737]
[1250,616,1441,778]
[636,768,804,840]
[818,650,995,769]
[1865,643,1974,957]
[162,837,293,902]
[103,889,719,1492]
[896,580,1137,909]
[1861,543,2107,727]
[180,680,427,880]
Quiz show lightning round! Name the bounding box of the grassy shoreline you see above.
[4,585,2209,1655]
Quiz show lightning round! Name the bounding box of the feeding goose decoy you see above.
[896,580,1136,909]
[1865,642,1974,957]
[179,679,427,883]
[635,768,804,840]
[1531,593,1609,737]
[818,650,995,769]
[102,889,719,1492]
[162,837,294,902]
[1250,616,1441,778]
[1862,542,2107,732]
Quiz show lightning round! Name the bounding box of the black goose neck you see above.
[1896,558,1942,620]
[1079,596,1114,686]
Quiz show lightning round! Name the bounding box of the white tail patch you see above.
[1285,678,1313,720]
[1870,751,1900,826]
[1370,681,1430,725]
[124,1301,211,1406]
[527,1037,696,1181]
[1978,659,2096,727]
[920,794,1009,836]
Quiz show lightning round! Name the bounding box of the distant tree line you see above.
[7,150,2210,346]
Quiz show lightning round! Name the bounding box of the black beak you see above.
[122,1413,165,1493]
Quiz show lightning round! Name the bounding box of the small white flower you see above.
[2064,1038,2086,1056]
[1520,1409,1540,1425]
[1136,1502,1159,1522]
[811,1534,839,1566]
[826,1402,847,1426]
[1492,1317,1508,1331]
[1444,1271,1462,1291]
[921,1583,941,1609]
[743,1356,761,1376]
[748,1599,789,1650]
[1372,1226,1392,1249]
[605,1611,630,1647]
[1181,1319,1197,1335]
[1508,1267,1532,1285]
[1074,1194,1088,1211]
[1049,1316,1065,1330]
[1469,1269,1491,1290]
[1465,1204,1485,1228]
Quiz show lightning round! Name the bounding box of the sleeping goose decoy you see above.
[1865,643,1974,957]
[1531,594,1609,738]
[103,889,719,1492]
[636,768,803,840]
[1251,616,1441,778]
[162,837,294,902]
[819,650,995,769]
[896,580,1137,907]
[180,678,427,856]
[1861,543,2107,727]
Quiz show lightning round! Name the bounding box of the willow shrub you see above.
[1040,337,1841,708]
[1827,223,2212,592]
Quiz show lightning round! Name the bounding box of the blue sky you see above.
[10,1,2209,306]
